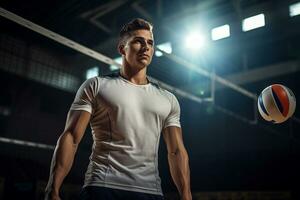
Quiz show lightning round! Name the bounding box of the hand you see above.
[181,190,192,200]
[181,195,192,200]
[45,190,61,200]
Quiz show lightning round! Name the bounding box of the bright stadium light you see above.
[289,2,300,17]
[155,51,163,57]
[86,67,99,79]
[242,14,265,32]
[211,24,230,41]
[110,57,122,71]
[185,31,206,50]
[155,42,172,57]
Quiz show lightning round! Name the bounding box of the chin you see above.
[136,60,149,69]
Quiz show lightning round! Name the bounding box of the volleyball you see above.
[258,84,296,123]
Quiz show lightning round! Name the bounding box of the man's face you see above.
[120,29,154,70]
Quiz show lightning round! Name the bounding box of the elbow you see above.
[59,131,80,148]
[169,148,189,160]
[168,147,181,157]
[181,149,189,162]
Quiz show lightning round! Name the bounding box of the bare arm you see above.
[45,110,91,200]
[163,126,192,200]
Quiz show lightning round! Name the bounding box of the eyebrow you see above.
[133,36,154,43]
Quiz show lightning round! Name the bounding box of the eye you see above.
[148,40,154,46]
[133,38,143,44]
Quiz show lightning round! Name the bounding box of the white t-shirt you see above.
[70,73,181,195]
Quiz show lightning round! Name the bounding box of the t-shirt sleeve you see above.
[69,77,99,114]
[164,93,181,129]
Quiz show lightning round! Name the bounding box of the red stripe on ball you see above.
[272,84,289,117]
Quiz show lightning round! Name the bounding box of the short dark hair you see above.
[119,18,153,45]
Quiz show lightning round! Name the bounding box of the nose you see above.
[141,43,150,52]
[140,40,151,52]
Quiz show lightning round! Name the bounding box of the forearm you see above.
[168,149,192,199]
[45,132,78,194]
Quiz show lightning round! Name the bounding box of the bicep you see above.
[163,126,185,154]
[63,110,91,144]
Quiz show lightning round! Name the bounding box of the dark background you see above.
[0,0,300,199]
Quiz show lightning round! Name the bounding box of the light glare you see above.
[155,51,163,57]
[155,42,172,57]
[211,24,230,40]
[289,2,300,17]
[109,57,122,71]
[242,14,265,32]
[185,32,205,50]
[86,67,99,79]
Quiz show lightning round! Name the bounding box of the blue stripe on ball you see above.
[258,94,269,116]
[271,87,284,115]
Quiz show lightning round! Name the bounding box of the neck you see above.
[120,64,148,85]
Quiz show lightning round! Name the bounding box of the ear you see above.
[118,44,126,55]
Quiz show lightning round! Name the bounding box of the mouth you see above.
[139,54,149,58]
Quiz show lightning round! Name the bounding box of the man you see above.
[45,18,192,200]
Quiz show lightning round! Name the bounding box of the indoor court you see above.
[0,0,299,199]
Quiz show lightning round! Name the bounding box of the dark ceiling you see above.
[1,0,300,84]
